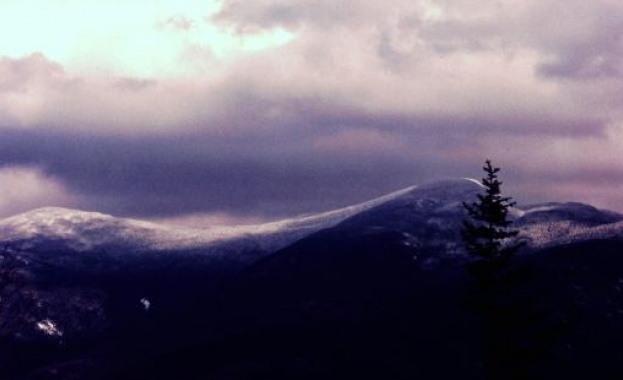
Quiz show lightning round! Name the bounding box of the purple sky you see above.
[0,0,622,225]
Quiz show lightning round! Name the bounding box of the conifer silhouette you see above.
[462,160,523,280]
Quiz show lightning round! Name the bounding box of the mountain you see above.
[2,179,620,263]
[0,184,420,256]
[516,202,623,248]
[2,179,623,379]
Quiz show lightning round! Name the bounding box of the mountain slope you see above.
[0,185,419,256]
[3,178,623,379]
[152,180,623,380]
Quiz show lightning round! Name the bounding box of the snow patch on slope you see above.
[0,185,420,254]
[516,202,623,249]
[462,177,485,188]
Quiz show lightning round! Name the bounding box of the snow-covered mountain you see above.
[1,178,622,262]
[0,185,419,257]
[4,178,623,380]
[516,202,623,248]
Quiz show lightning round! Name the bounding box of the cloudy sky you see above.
[0,0,622,225]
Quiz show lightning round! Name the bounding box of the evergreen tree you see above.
[462,160,523,280]
[462,160,532,379]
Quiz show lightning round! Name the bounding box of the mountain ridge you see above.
[1,178,622,256]
[3,178,623,379]
[0,182,424,255]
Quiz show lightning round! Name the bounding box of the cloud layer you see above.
[0,0,622,222]
[0,166,75,218]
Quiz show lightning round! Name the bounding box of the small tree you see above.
[462,160,523,281]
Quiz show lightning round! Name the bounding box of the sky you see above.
[0,0,622,225]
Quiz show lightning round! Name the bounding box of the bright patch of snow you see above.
[461,178,485,188]
[522,205,559,214]
[140,298,151,311]
[37,319,63,337]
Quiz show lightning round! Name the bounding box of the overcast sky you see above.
[0,0,622,225]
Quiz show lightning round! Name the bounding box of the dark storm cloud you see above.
[0,91,606,220]
[0,128,435,219]
[0,66,610,220]
[282,105,607,138]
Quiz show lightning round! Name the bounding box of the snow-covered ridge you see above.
[515,202,623,248]
[0,184,421,253]
[1,178,621,256]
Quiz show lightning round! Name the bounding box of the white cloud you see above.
[0,0,294,78]
[0,166,76,218]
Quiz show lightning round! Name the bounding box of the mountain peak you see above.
[461,177,485,187]
[2,206,121,225]
[397,178,483,202]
